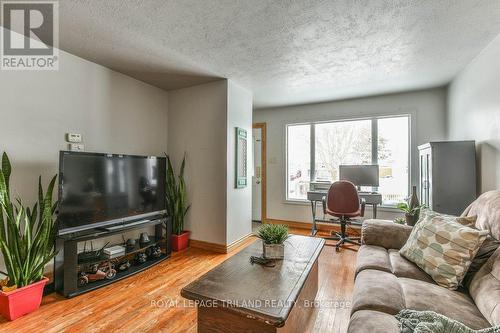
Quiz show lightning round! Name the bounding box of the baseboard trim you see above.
[265,218,361,236]
[190,233,255,254]
[190,239,227,253]
[227,233,255,253]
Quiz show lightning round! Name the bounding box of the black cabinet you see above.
[418,141,476,215]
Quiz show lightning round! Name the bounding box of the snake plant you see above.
[0,152,58,289]
[165,154,190,235]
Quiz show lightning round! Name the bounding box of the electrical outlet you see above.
[66,133,82,143]
[68,143,85,152]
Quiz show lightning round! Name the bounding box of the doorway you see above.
[252,123,266,227]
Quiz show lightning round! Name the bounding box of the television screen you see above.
[57,151,166,233]
[339,165,379,187]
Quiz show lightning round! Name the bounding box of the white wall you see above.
[0,56,169,204]
[253,88,447,224]
[0,48,169,272]
[167,80,228,245]
[448,34,500,193]
[226,81,253,244]
[168,79,254,246]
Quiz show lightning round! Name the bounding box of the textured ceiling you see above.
[58,0,500,108]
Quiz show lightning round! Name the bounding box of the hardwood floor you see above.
[0,228,357,333]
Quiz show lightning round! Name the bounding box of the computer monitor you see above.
[339,165,379,187]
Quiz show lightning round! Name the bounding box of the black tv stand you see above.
[54,216,171,298]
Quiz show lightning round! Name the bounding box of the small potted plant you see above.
[396,202,426,226]
[394,217,406,225]
[0,152,58,320]
[256,224,290,259]
[165,154,191,251]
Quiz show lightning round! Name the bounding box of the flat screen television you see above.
[57,151,166,234]
[339,164,379,187]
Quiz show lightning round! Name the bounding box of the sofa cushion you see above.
[355,245,434,283]
[351,269,406,315]
[462,190,500,240]
[355,245,392,276]
[387,249,434,283]
[350,270,491,330]
[400,209,489,289]
[399,277,491,329]
[469,247,500,326]
[347,310,399,333]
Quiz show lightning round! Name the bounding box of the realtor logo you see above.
[1,1,59,70]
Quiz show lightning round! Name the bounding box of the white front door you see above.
[252,128,262,221]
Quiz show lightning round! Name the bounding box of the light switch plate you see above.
[66,133,82,143]
[68,143,84,152]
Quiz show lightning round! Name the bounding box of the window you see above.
[286,124,310,200]
[286,115,410,206]
[377,116,409,205]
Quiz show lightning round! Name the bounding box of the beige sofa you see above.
[348,190,500,332]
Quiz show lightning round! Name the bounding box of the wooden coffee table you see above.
[181,235,325,333]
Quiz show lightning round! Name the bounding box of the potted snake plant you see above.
[165,154,191,251]
[0,152,58,320]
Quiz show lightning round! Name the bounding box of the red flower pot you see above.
[171,231,190,251]
[0,277,48,321]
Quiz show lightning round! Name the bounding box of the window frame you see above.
[285,114,411,207]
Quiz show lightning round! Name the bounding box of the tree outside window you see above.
[315,120,372,181]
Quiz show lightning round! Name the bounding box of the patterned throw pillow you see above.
[400,209,489,290]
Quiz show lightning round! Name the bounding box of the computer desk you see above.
[307,190,382,236]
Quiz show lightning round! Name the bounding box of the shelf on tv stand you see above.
[55,216,172,297]
[77,238,164,266]
[68,254,168,298]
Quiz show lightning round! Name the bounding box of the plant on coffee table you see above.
[256,224,290,259]
[0,152,58,320]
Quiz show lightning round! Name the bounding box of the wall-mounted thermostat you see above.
[69,143,85,152]
[66,133,82,143]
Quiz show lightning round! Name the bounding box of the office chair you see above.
[322,181,365,252]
